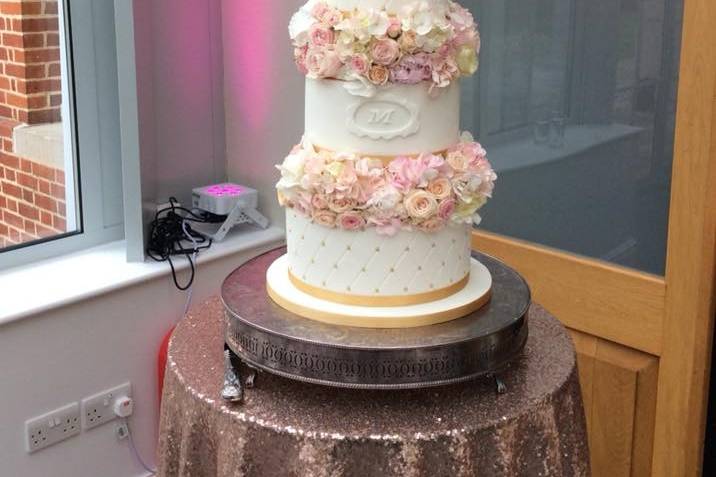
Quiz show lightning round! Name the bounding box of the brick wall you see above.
[0,0,64,250]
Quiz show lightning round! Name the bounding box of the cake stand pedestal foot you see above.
[221,345,244,403]
[245,366,259,389]
[492,374,507,395]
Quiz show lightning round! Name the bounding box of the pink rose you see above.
[306,48,343,77]
[294,46,309,74]
[312,3,342,26]
[338,212,366,231]
[404,190,438,220]
[311,3,329,19]
[387,17,402,39]
[308,24,335,47]
[312,209,337,228]
[427,178,452,199]
[418,217,445,233]
[369,217,403,237]
[388,156,429,190]
[438,198,456,220]
[371,38,401,66]
[349,54,370,75]
[328,197,355,213]
[390,53,432,84]
[311,193,328,210]
[368,64,390,85]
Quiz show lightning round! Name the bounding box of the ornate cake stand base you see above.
[221,248,530,390]
[157,298,590,477]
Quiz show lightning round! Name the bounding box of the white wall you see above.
[222,0,306,226]
[0,241,281,477]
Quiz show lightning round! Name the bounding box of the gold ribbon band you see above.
[288,271,470,307]
[267,281,491,329]
[313,144,448,166]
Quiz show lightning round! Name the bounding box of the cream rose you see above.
[427,178,452,199]
[404,190,438,220]
[368,64,390,85]
[306,48,343,78]
[328,197,355,213]
[312,209,337,228]
[418,217,445,233]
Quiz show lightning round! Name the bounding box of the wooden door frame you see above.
[472,0,716,474]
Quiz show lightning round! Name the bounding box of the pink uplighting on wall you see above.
[227,0,276,132]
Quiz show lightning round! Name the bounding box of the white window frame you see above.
[0,0,124,270]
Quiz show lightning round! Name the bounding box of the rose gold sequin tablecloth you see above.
[157,297,590,477]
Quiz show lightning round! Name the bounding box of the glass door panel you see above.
[463,0,684,275]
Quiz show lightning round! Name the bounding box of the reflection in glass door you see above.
[463,0,684,275]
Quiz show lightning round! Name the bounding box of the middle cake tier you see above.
[286,211,472,306]
[305,78,460,156]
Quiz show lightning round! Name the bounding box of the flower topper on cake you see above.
[276,133,496,236]
[290,0,480,90]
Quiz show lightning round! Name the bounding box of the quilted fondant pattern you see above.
[286,212,471,297]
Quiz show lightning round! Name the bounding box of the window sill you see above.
[0,226,285,326]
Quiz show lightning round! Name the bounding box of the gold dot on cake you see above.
[418,266,423,271]
[361,267,367,272]
[442,261,446,267]
[389,267,395,273]
[374,288,380,293]
[432,243,436,248]
[346,286,351,291]
[405,246,410,252]
[403,287,409,292]
[333,264,338,269]
[301,235,305,240]
[430,283,435,289]
[322,281,326,286]
[321,240,325,246]
[310,259,315,264]
[346,245,352,251]
[375,246,381,252]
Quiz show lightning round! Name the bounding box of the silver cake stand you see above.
[220,247,530,399]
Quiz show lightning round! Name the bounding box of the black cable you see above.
[146,197,225,291]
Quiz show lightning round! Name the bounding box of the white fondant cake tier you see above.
[286,211,472,304]
[267,254,491,328]
[305,79,460,156]
[323,0,451,14]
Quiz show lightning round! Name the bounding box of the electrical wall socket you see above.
[81,382,132,431]
[25,402,80,453]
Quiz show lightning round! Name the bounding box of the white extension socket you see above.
[81,382,132,431]
[25,402,80,453]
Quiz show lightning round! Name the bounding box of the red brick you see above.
[0,194,5,209]
[22,33,46,48]
[16,171,38,190]
[0,151,19,167]
[52,214,64,231]
[19,158,31,172]
[25,108,59,123]
[37,177,49,194]
[0,166,3,180]
[1,180,21,199]
[0,75,10,91]
[21,187,31,202]
[14,47,60,64]
[49,181,63,199]
[35,223,54,238]
[8,227,19,241]
[56,199,64,216]
[44,1,57,15]
[39,209,51,225]
[46,32,58,47]
[31,161,54,181]
[5,91,26,107]
[16,78,59,94]
[5,62,45,79]
[55,168,64,185]
[23,218,35,234]
[49,93,60,106]
[3,209,23,228]
[13,17,58,33]
[18,201,38,220]
[5,167,14,181]
[1,33,23,48]
[34,193,55,212]
[47,62,60,77]
[0,222,7,236]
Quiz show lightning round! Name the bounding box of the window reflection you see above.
[464,0,683,275]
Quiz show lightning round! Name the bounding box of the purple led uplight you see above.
[205,184,244,197]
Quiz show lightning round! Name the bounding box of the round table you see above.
[157,298,590,477]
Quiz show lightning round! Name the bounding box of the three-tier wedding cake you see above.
[267,0,497,328]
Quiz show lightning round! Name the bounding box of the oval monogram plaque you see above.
[347,95,420,140]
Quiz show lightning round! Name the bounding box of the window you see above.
[0,0,123,269]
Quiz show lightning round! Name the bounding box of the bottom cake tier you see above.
[266,253,492,328]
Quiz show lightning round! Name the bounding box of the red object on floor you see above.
[158,326,176,406]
